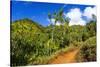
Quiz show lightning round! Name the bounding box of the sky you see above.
[11,0,96,26]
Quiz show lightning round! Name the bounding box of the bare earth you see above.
[49,49,79,64]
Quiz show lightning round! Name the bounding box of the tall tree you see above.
[48,13,54,41]
[56,8,69,45]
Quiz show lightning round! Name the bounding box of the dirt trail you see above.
[49,49,79,64]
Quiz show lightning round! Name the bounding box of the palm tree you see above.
[48,7,69,45]
[53,12,58,25]
[48,13,54,41]
[56,8,69,46]
[48,13,52,24]
[54,8,65,45]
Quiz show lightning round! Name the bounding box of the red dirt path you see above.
[49,49,79,64]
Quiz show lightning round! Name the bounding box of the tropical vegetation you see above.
[11,8,96,66]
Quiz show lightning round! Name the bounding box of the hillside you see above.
[11,19,49,65]
[11,18,96,66]
[11,19,44,33]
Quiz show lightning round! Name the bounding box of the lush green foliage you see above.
[11,19,50,65]
[77,36,96,62]
[11,10,96,66]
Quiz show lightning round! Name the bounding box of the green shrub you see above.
[78,36,96,62]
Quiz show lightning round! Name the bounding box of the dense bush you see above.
[11,19,51,65]
[77,36,96,62]
[86,20,96,37]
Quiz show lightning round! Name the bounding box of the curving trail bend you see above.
[49,49,79,64]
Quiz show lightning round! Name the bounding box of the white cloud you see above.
[69,18,86,26]
[65,8,86,26]
[83,7,96,20]
[56,21,61,26]
[48,7,96,26]
[47,18,55,25]
[51,18,55,25]
[48,18,61,26]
